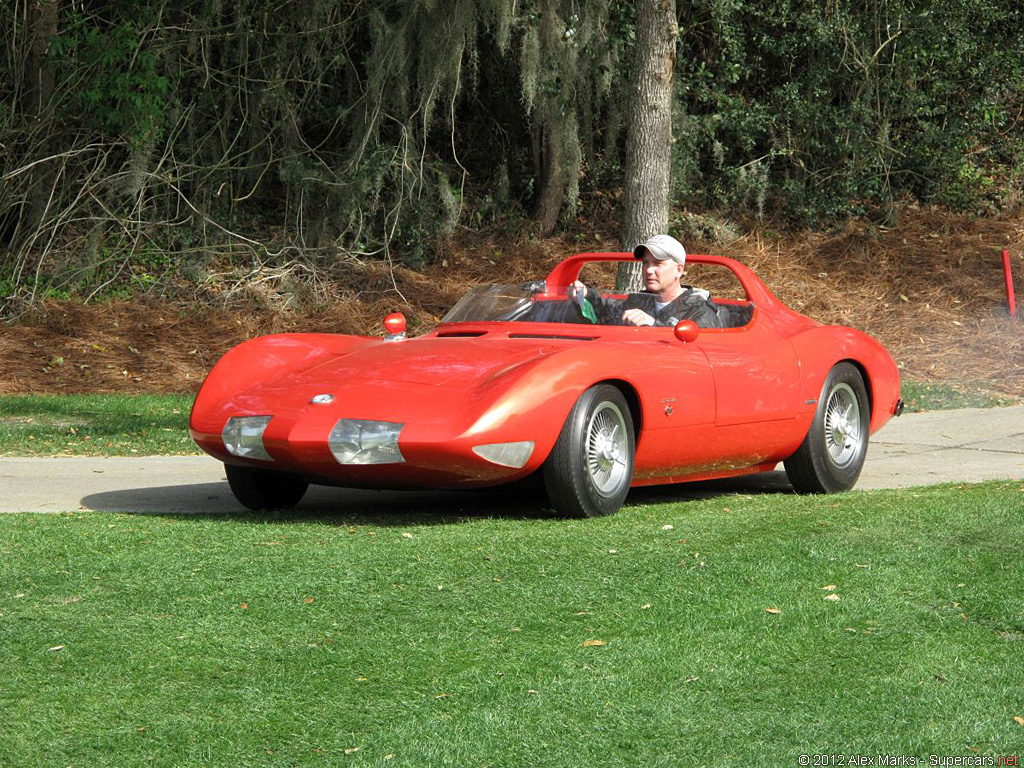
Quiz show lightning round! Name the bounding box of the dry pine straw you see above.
[1,209,1022,396]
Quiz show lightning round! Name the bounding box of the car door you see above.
[689,311,806,468]
[615,332,719,481]
[694,317,802,426]
[674,260,804,427]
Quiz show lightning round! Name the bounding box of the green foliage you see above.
[50,10,170,146]
[673,0,1024,222]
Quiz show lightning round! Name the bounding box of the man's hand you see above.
[622,308,655,326]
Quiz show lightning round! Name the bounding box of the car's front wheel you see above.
[784,362,870,493]
[225,464,309,510]
[543,384,635,517]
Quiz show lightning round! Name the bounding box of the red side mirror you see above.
[384,312,407,336]
[673,319,699,343]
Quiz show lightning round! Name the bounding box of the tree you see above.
[618,0,677,291]
[23,0,60,232]
[523,0,624,236]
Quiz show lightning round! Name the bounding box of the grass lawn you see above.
[0,394,198,456]
[899,381,1020,412]
[2,483,1023,765]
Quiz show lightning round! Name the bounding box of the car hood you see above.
[295,335,566,386]
[195,332,600,431]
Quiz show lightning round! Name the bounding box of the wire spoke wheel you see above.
[823,382,861,468]
[543,384,635,517]
[784,363,870,494]
[584,402,629,496]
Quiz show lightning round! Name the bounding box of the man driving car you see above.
[572,234,722,328]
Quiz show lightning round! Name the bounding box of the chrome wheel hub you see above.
[585,402,629,496]
[823,382,862,468]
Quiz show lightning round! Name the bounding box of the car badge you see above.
[310,394,334,404]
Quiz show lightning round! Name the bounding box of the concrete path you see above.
[1,405,1022,514]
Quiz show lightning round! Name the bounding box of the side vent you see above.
[508,333,597,341]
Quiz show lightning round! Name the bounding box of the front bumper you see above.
[191,409,542,491]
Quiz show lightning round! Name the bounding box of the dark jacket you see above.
[585,286,723,328]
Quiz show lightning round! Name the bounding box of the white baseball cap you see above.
[634,234,686,267]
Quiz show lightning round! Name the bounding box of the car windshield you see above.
[441,284,565,324]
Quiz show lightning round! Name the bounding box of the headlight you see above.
[472,441,534,468]
[222,416,273,461]
[329,419,405,465]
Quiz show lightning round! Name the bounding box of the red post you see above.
[1003,249,1017,317]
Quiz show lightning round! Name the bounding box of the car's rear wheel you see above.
[543,384,635,517]
[225,464,309,510]
[784,362,870,493]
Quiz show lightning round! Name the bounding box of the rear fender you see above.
[789,326,901,433]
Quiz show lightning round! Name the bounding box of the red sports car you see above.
[190,253,902,517]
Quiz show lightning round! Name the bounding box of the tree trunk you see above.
[24,0,59,116]
[617,0,677,291]
[536,123,565,236]
[533,0,567,236]
[23,0,60,235]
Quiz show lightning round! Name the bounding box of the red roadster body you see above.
[190,253,902,516]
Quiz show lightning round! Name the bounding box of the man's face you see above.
[641,253,683,297]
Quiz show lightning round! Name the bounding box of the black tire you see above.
[784,362,870,493]
[543,384,635,517]
[225,464,309,510]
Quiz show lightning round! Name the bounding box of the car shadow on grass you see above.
[627,469,796,504]
[82,477,557,525]
[80,470,797,526]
